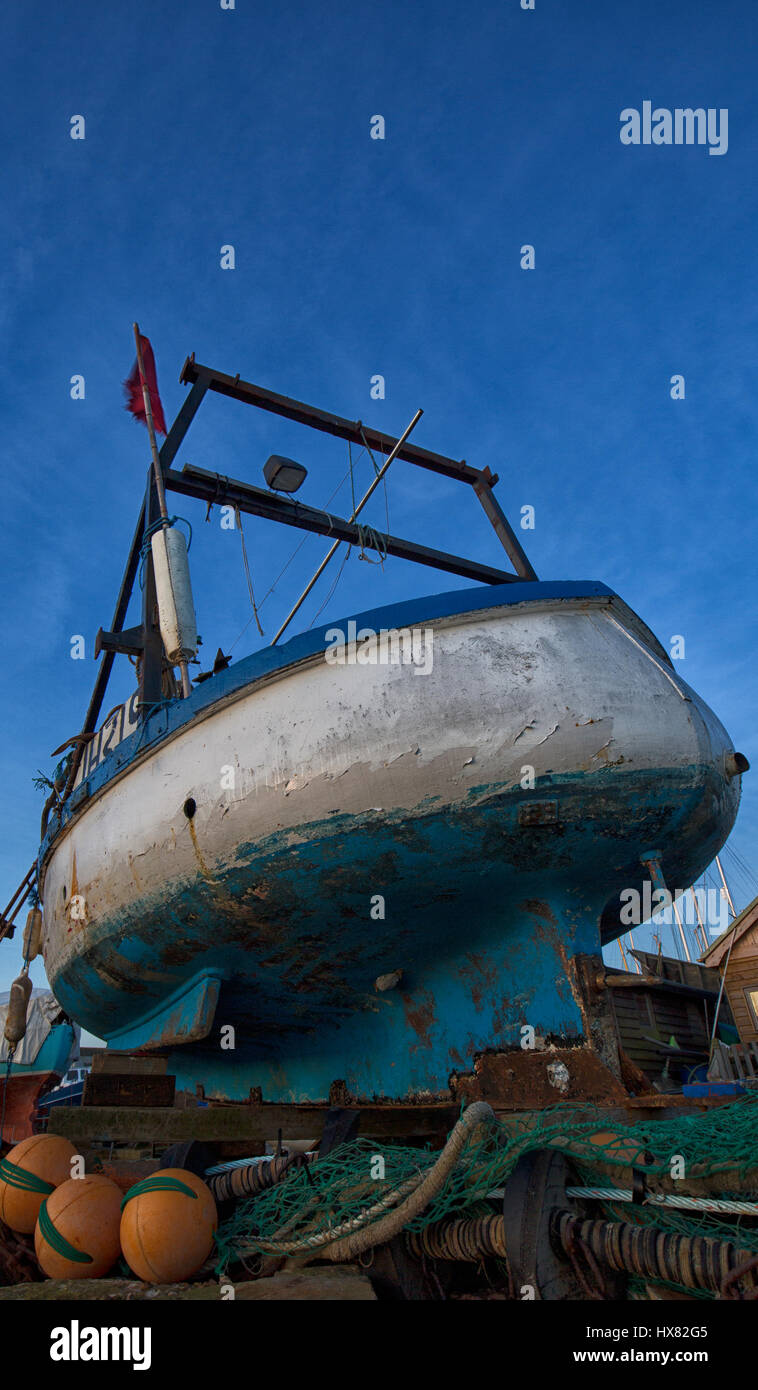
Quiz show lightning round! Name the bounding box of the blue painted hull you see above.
[48,766,731,1101]
[0,1024,76,1143]
[3,1025,76,1082]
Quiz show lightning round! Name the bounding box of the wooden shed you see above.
[701,894,758,1044]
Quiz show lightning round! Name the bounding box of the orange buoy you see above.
[120,1167,217,1284]
[35,1174,122,1279]
[0,1134,80,1234]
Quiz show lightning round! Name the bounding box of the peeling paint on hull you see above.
[37,583,742,1101]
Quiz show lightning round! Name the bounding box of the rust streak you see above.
[187,819,214,882]
[400,988,437,1050]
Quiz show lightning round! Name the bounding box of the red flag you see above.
[124,334,167,435]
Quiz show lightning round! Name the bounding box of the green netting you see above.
[626,1274,714,1301]
[214,1096,758,1297]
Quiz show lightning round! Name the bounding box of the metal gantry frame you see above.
[61,355,538,800]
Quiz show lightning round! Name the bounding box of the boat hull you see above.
[0,1025,77,1144]
[38,582,742,1101]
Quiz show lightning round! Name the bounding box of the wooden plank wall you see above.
[609,985,713,1082]
[725,938,758,1043]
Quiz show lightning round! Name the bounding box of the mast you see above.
[708,855,738,1050]
[689,885,708,955]
[715,854,737,918]
[624,930,642,973]
[671,895,692,963]
[133,324,192,700]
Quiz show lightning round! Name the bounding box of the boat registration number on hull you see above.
[74,691,141,788]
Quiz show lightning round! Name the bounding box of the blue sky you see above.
[1,0,757,1003]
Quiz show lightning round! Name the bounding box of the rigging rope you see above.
[346,441,387,567]
[358,426,391,535]
[227,445,372,653]
[306,439,390,627]
[233,506,264,637]
[307,547,352,628]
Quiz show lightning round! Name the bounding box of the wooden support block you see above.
[82,1073,176,1108]
[48,1102,459,1146]
[91,1052,168,1076]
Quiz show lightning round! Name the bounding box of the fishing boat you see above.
[13,338,749,1104]
[33,1060,90,1129]
[0,990,78,1144]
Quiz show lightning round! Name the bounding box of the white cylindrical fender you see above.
[150,526,198,665]
[22,908,43,962]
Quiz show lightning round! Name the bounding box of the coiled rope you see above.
[321,1102,495,1262]
[222,1101,495,1263]
[209,1151,316,1204]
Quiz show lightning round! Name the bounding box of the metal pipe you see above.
[473,470,538,580]
[0,865,37,943]
[271,409,423,646]
[61,498,146,796]
[167,464,512,586]
[179,359,473,482]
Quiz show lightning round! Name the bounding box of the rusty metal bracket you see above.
[319,1107,361,1158]
[94,624,146,658]
[720,1252,758,1300]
